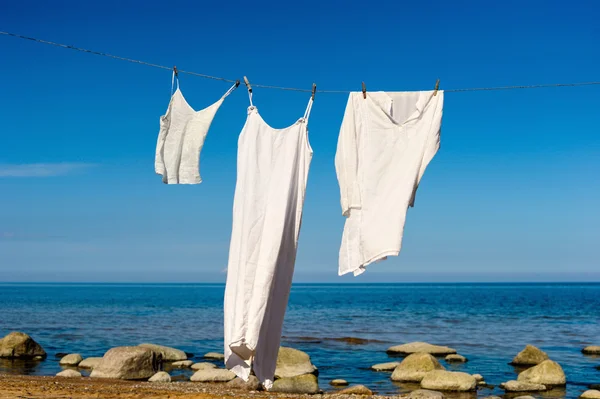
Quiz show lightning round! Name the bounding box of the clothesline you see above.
[2,30,600,94]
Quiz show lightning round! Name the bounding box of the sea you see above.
[1,283,599,398]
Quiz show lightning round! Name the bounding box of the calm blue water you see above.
[1,283,599,397]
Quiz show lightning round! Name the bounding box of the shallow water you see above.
[1,283,599,397]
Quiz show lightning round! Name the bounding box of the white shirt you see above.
[335,90,444,276]
[224,98,313,389]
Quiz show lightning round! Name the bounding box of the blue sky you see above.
[0,0,598,283]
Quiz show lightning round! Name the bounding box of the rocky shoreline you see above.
[1,331,599,399]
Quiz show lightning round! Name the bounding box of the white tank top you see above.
[155,73,238,184]
[224,90,313,389]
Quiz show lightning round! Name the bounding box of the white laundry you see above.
[155,73,237,184]
[335,90,444,276]
[224,91,313,389]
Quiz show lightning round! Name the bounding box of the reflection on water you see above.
[0,358,44,375]
[1,283,600,398]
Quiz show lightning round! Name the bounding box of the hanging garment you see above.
[224,91,313,389]
[155,73,237,184]
[335,90,444,276]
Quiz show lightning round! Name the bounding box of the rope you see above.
[2,30,600,94]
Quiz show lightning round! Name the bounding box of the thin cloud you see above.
[0,163,95,177]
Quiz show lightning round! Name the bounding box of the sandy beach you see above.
[0,374,399,399]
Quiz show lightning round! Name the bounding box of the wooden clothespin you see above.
[311,83,317,101]
[243,76,252,93]
[173,66,178,77]
[362,82,367,99]
[434,79,440,96]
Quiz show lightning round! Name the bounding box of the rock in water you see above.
[583,346,600,355]
[337,385,373,395]
[330,379,349,386]
[472,374,484,382]
[391,352,445,382]
[581,390,600,399]
[513,396,536,399]
[0,332,46,359]
[420,370,477,391]
[387,342,457,356]
[517,359,566,386]
[445,354,467,363]
[171,360,193,368]
[274,347,317,378]
[408,389,445,399]
[59,353,83,366]
[191,362,217,371]
[56,369,82,378]
[90,346,160,380]
[138,343,187,362]
[511,345,549,366]
[149,371,171,382]
[371,361,401,371]
[270,374,319,394]
[78,357,102,369]
[227,376,260,391]
[203,352,225,360]
[190,368,236,382]
[500,380,547,392]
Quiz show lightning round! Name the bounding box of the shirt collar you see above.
[367,91,435,126]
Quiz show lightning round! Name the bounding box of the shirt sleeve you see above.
[409,91,443,207]
[335,93,361,217]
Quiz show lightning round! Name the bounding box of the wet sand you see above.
[0,374,402,399]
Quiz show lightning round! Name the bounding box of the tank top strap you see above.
[222,81,240,100]
[302,97,314,123]
[171,70,179,96]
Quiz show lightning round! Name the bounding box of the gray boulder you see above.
[500,380,547,392]
[337,385,373,395]
[190,368,236,382]
[90,346,160,380]
[371,361,401,371]
[420,370,477,391]
[226,376,260,391]
[387,342,456,356]
[203,352,225,360]
[0,332,46,359]
[445,354,467,363]
[56,369,82,378]
[171,360,193,368]
[517,359,566,386]
[391,352,445,382]
[59,353,83,366]
[274,347,317,378]
[408,389,445,399]
[583,346,600,355]
[581,390,600,399]
[511,345,549,366]
[78,357,102,369]
[138,343,187,362]
[149,371,171,382]
[330,379,349,386]
[270,374,319,394]
[191,362,217,371]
